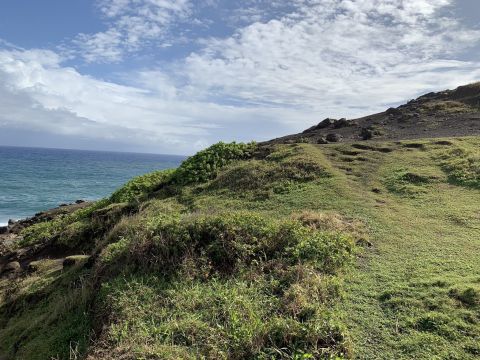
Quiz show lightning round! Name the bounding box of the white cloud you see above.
[1,0,480,154]
[181,0,480,115]
[74,0,192,62]
[0,49,302,154]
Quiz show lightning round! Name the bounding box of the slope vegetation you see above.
[1,84,479,359]
[1,136,478,359]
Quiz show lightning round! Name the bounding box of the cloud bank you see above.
[0,0,479,154]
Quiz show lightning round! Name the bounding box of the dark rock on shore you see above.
[0,200,92,261]
[1,261,21,274]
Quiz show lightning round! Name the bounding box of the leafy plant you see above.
[437,146,480,188]
[110,169,175,203]
[172,142,256,185]
[384,168,434,196]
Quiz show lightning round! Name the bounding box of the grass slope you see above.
[0,138,479,359]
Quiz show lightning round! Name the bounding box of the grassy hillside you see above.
[0,137,479,359]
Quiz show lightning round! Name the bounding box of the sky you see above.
[0,0,479,155]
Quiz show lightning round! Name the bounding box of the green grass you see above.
[331,137,480,359]
[436,145,480,188]
[419,100,475,114]
[1,137,480,359]
[92,210,355,358]
[110,169,175,203]
[0,260,92,360]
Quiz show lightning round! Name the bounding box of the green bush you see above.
[56,220,92,248]
[20,220,63,247]
[110,169,175,203]
[107,211,354,277]
[19,199,114,248]
[384,169,434,196]
[437,147,480,188]
[172,142,256,185]
[101,236,131,264]
[449,286,480,307]
[209,144,330,197]
[287,231,355,274]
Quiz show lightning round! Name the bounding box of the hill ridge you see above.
[270,82,480,145]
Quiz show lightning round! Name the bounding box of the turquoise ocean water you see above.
[0,146,185,225]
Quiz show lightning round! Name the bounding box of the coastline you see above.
[0,146,185,234]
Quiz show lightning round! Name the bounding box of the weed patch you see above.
[208,144,331,198]
[172,142,256,185]
[90,210,356,358]
[436,146,480,188]
[110,169,174,203]
[384,169,435,196]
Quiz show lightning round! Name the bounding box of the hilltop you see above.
[0,84,479,359]
[271,82,480,144]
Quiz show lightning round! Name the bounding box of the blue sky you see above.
[0,0,479,154]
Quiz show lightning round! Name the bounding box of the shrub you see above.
[172,142,256,185]
[420,100,474,114]
[108,211,355,277]
[100,236,131,264]
[384,169,434,196]
[18,198,112,248]
[110,169,175,203]
[286,231,354,274]
[293,211,368,244]
[209,144,330,196]
[56,220,92,248]
[437,146,480,188]
[449,286,480,307]
[19,220,62,247]
[97,271,350,359]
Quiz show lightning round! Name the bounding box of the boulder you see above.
[63,255,91,268]
[356,238,373,247]
[2,261,21,274]
[63,257,76,267]
[27,262,39,272]
[317,118,336,129]
[326,133,343,142]
[360,127,374,140]
[0,226,8,235]
[333,118,349,129]
[317,137,328,144]
[302,118,336,133]
[386,107,402,116]
[75,200,86,204]
[360,125,384,140]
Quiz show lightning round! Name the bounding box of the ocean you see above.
[0,146,185,225]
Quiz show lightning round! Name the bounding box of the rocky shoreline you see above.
[0,200,91,274]
[0,200,89,235]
